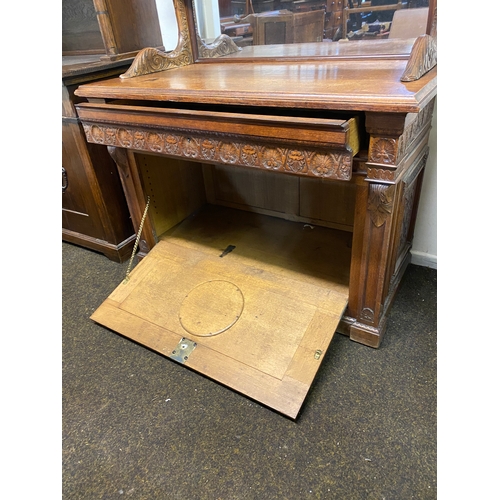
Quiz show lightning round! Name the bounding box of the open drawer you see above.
[76,102,360,182]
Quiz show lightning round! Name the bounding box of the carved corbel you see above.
[120,0,194,78]
[196,33,241,58]
[400,34,437,82]
[367,184,395,227]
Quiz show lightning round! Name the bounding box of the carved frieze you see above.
[83,123,352,181]
[397,99,435,159]
[367,184,395,227]
[367,167,395,182]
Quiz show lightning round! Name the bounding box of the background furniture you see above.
[388,6,429,38]
[62,0,164,61]
[62,58,135,262]
[253,9,325,44]
[341,0,404,38]
[62,0,169,261]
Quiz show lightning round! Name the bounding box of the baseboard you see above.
[410,250,437,269]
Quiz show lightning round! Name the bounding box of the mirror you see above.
[191,0,435,58]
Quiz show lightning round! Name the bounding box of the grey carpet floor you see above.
[62,241,437,499]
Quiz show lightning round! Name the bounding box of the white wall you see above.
[156,0,179,51]
[411,105,437,269]
[156,0,221,48]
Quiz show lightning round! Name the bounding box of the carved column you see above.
[346,99,434,347]
[108,147,157,260]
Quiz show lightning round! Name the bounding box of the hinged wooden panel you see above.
[91,205,350,418]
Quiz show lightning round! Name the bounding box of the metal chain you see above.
[124,196,150,282]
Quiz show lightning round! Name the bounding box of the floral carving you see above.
[90,125,104,143]
[310,153,334,177]
[241,145,259,166]
[368,184,395,227]
[337,154,352,180]
[117,129,133,148]
[262,148,284,170]
[133,131,146,150]
[370,138,397,165]
[196,33,241,58]
[201,139,217,160]
[147,132,163,152]
[82,123,353,181]
[397,180,417,257]
[219,142,239,164]
[286,150,307,173]
[165,134,180,154]
[181,137,199,158]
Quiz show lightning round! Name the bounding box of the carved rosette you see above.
[370,138,397,165]
[82,123,353,181]
[262,148,285,170]
[367,184,395,227]
[367,98,435,178]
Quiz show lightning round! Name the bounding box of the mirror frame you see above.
[188,0,437,62]
[120,0,436,79]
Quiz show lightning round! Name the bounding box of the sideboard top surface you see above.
[75,53,437,114]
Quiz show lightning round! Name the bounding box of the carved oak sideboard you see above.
[73,0,437,418]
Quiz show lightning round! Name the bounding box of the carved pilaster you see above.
[347,177,403,347]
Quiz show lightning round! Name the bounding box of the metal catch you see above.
[169,337,197,364]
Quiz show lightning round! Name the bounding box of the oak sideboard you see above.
[73,0,437,418]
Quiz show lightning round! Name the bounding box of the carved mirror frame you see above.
[122,0,437,81]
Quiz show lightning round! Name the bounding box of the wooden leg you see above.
[108,147,157,259]
[344,178,400,347]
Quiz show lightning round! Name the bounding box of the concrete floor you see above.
[62,241,436,499]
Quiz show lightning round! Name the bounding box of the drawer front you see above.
[77,103,359,182]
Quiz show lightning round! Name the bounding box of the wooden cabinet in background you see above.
[62,58,135,262]
[62,0,164,61]
[62,0,166,261]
